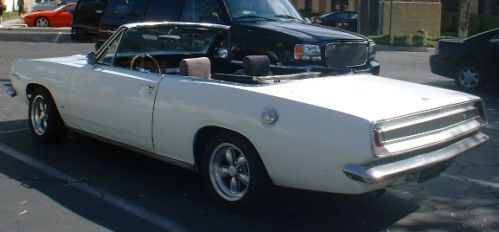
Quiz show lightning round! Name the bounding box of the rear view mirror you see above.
[87,52,97,65]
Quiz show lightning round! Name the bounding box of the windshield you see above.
[225,0,303,22]
[53,5,65,11]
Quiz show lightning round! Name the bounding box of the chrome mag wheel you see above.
[30,95,49,136]
[36,18,49,27]
[209,143,251,201]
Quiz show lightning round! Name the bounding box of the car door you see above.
[60,4,76,26]
[68,28,161,152]
[51,4,74,27]
[73,0,108,34]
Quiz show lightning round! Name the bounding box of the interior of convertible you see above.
[96,24,320,84]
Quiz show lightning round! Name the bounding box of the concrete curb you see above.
[0,27,71,33]
[377,45,435,52]
[1,18,70,32]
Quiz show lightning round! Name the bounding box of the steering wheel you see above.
[129,54,162,76]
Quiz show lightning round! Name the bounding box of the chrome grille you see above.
[325,41,368,68]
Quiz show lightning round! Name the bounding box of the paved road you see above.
[0,31,498,231]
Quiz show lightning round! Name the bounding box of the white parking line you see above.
[0,142,189,232]
[53,32,62,43]
[441,173,499,189]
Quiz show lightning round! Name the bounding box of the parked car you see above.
[89,0,379,76]
[430,28,499,91]
[312,11,359,32]
[7,22,489,210]
[23,3,76,27]
[71,0,108,40]
[30,0,77,12]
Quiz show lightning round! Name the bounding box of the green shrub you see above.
[441,11,454,32]
[479,15,499,32]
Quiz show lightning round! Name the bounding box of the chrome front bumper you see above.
[6,87,17,97]
[344,132,489,183]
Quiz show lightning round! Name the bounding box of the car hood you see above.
[245,75,479,122]
[237,21,366,42]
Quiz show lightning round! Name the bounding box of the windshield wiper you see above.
[274,14,303,22]
[233,15,274,21]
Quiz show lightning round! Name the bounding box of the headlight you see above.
[368,40,376,60]
[294,44,321,61]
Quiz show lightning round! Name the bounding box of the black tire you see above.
[454,61,488,92]
[201,132,271,211]
[28,88,66,143]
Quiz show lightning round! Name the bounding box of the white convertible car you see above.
[7,22,489,210]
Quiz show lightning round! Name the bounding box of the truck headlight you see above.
[294,44,322,61]
[368,40,376,60]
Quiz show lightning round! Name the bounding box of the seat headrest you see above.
[179,57,211,79]
[243,55,270,76]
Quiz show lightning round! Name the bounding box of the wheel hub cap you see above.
[209,143,250,201]
[30,95,48,136]
[459,67,479,88]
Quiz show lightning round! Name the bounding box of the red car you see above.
[23,3,76,27]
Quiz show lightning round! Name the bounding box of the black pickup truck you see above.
[75,0,379,75]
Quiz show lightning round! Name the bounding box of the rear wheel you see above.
[201,132,271,211]
[35,17,49,27]
[29,88,66,143]
[455,61,487,91]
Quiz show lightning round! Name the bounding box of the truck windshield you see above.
[225,0,303,22]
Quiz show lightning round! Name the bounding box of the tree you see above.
[458,0,472,38]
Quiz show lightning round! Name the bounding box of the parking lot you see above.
[0,30,498,231]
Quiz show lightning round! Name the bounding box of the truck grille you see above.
[373,101,486,157]
[325,41,368,68]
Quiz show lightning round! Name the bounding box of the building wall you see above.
[4,0,33,12]
[382,1,442,36]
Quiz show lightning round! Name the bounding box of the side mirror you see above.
[87,52,97,65]
[215,47,229,59]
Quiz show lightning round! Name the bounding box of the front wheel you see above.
[35,17,49,27]
[455,62,487,91]
[29,88,66,143]
[201,132,271,211]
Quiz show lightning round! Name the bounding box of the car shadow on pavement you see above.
[0,120,419,231]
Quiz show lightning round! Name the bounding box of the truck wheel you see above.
[201,132,271,211]
[455,61,487,91]
[29,88,66,143]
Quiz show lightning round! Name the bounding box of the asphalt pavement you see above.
[0,30,498,232]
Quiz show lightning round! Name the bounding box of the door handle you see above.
[145,85,155,90]
[96,10,103,14]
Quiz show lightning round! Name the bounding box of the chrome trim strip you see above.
[382,116,480,145]
[375,100,481,124]
[344,132,489,183]
[379,105,476,133]
[69,127,197,171]
[383,118,483,156]
[123,21,231,31]
[6,87,17,97]
[371,100,484,157]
